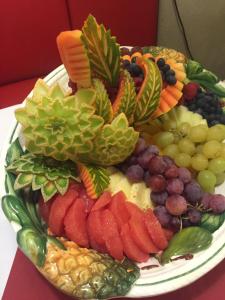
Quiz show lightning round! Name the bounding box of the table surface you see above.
[0,105,225,300]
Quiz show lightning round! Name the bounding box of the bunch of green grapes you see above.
[153,123,225,193]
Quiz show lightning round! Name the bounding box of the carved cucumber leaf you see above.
[112,70,136,123]
[78,163,110,199]
[82,15,120,87]
[93,79,113,123]
[134,58,162,126]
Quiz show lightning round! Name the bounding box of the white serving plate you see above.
[0,65,225,298]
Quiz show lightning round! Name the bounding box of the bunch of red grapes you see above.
[118,138,225,231]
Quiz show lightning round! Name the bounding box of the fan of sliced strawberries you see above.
[39,182,171,262]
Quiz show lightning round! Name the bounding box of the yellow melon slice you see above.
[153,57,186,118]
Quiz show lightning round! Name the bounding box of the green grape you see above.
[178,138,196,155]
[215,172,225,186]
[196,144,203,154]
[178,122,191,137]
[154,132,174,148]
[188,125,208,143]
[173,133,181,144]
[163,144,179,159]
[197,170,216,193]
[175,153,191,167]
[191,154,208,171]
[202,140,222,159]
[162,121,177,131]
[208,157,225,174]
[206,125,225,142]
[219,143,225,159]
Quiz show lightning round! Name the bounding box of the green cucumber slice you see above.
[200,212,225,233]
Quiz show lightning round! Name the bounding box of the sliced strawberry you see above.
[129,215,159,253]
[163,228,174,241]
[91,191,112,212]
[100,209,124,261]
[109,191,130,230]
[88,233,107,254]
[121,223,149,263]
[48,188,78,236]
[124,201,143,218]
[79,188,95,214]
[87,210,106,247]
[38,195,54,223]
[64,197,89,248]
[144,209,168,250]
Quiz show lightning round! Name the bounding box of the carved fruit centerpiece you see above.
[2,14,225,300]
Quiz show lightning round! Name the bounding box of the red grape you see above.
[166,178,184,194]
[147,175,166,192]
[125,164,144,182]
[183,181,203,204]
[154,206,172,227]
[209,194,225,214]
[171,216,181,231]
[133,138,147,155]
[149,156,167,174]
[146,145,160,155]
[178,167,192,184]
[151,191,168,205]
[137,149,154,169]
[200,193,211,209]
[166,195,187,216]
[165,165,179,178]
[125,155,138,166]
[187,208,202,224]
[163,156,174,168]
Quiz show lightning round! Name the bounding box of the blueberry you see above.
[157,58,165,68]
[189,104,196,111]
[131,56,137,63]
[166,75,177,85]
[196,93,205,99]
[165,69,175,77]
[162,64,170,73]
[130,63,143,77]
[204,95,213,102]
[208,114,216,121]
[210,120,220,126]
[196,99,204,107]
[217,107,223,114]
[220,115,225,124]
[195,108,203,115]
[122,59,131,68]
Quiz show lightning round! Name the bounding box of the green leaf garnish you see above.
[161,227,213,265]
[6,138,24,166]
[17,227,47,267]
[82,15,120,87]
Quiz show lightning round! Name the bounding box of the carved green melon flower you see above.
[15,80,104,162]
[6,153,79,201]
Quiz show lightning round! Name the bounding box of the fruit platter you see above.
[1,15,225,299]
